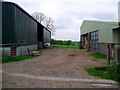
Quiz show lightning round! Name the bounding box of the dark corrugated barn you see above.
[2,2,37,45]
[37,23,51,49]
[0,1,2,45]
[1,1,51,56]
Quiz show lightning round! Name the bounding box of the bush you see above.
[108,63,120,73]
[108,63,120,82]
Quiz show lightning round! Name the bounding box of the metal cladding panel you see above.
[0,1,2,44]
[14,5,37,45]
[43,28,51,43]
[2,2,15,44]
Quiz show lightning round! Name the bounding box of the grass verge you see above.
[89,52,107,60]
[85,63,120,82]
[2,55,36,63]
[51,44,79,49]
[2,50,42,63]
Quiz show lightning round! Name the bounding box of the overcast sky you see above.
[6,0,120,41]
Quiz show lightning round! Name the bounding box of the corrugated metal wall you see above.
[99,43,107,54]
[2,2,37,45]
[0,1,2,45]
[2,2,51,47]
[14,6,37,45]
[2,2,15,44]
[37,23,51,43]
[43,28,51,43]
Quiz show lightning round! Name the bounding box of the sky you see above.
[6,0,120,41]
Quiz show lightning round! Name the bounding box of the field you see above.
[51,44,79,48]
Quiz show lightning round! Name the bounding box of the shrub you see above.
[108,63,120,82]
[108,63,120,73]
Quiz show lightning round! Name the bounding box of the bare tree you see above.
[45,17,55,35]
[32,12,45,23]
[32,12,55,35]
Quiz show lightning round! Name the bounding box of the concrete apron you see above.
[3,72,118,88]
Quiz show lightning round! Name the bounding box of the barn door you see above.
[90,30,99,52]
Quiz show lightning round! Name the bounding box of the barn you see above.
[80,20,119,55]
[37,23,51,49]
[1,1,51,56]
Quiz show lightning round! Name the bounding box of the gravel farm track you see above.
[2,48,119,88]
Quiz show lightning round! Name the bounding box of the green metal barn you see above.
[1,1,51,56]
[80,20,119,54]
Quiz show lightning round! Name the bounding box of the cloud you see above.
[54,29,80,41]
[6,0,120,41]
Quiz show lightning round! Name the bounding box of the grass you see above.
[51,44,79,49]
[2,50,43,63]
[85,64,120,82]
[2,55,36,63]
[89,52,107,60]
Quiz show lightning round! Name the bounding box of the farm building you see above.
[112,2,120,63]
[37,23,51,49]
[0,1,1,45]
[1,1,51,56]
[80,20,119,55]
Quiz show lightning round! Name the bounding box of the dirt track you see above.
[2,48,118,88]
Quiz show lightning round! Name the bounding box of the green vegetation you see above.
[85,63,120,82]
[51,39,73,45]
[2,55,35,63]
[89,52,107,60]
[51,39,80,45]
[2,50,42,63]
[51,44,79,48]
[51,39,80,49]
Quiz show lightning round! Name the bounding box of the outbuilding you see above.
[37,23,51,49]
[1,1,51,56]
[80,20,119,55]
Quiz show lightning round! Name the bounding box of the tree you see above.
[45,17,55,35]
[66,40,72,45]
[32,12,45,23]
[32,12,55,35]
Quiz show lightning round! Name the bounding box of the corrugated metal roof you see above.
[80,20,118,30]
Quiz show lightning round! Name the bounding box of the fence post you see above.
[107,44,110,64]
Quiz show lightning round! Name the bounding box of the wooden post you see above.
[107,44,110,64]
